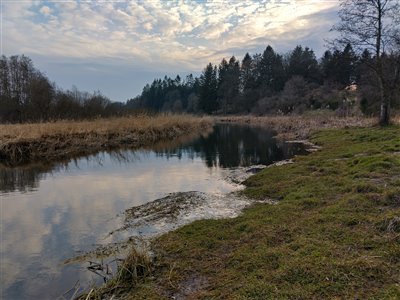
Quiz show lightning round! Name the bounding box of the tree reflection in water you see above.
[155,124,307,168]
[0,124,307,193]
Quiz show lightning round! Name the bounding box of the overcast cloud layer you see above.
[2,0,339,101]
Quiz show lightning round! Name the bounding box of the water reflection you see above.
[0,124,305,194]
[156,124,306,168]
[0,124,307,299]
[0,165,49,193]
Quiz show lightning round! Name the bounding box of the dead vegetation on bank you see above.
[76,246,154,300]
[0,115,212,166]
[215,114,396,140]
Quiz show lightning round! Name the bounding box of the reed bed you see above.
[0,114,212,166]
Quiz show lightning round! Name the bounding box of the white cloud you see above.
[3,0,339,66]
[55,1,78,11]
[39,5,52,16]
[201,22,234,39]
[1,0,340,99]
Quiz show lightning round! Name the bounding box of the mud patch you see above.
[73,164,279,262]
[108,165,280,239]
[64,238,137,264]
[170,275,209,300]
[112,190,274,238]
[221,164,267,184]
[286,140,322,152]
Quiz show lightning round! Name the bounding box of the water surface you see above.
[0,124,307,299]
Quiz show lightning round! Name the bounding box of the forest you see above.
[1,43,399,123]
[128,44,399,116]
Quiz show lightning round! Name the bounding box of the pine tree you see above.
[321,44,358,86]
[217,56,240,113]
[199,63,218,114]
[287,46,320,83]
[258,46,286,93]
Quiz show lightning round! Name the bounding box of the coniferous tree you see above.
[240,53,255,92]
[240,53,258,112]
[199,63,218,114]
[321,50,334,80]
[217,58,229,113]
[227,56,241,112]
[218,56,240,113]
[339,43,358,85]
[258,45,286,93]
[287,46,320,83]
[321,44,358,86]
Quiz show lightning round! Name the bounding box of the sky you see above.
[1,0,340,102]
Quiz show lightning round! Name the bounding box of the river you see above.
[0,124,307,299]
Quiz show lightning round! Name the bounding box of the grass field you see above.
[85,124,400,299]
[0,114,212,166]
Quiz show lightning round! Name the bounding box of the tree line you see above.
[129,0,400,124]
[2,44,398,124]
[1,0,399,124]
[0,55,128,123]
[128,43,399,117]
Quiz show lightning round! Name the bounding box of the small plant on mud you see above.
[117,247,153,284]
[79,246,153,300]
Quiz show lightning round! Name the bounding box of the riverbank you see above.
[216,114,378,139]
[0,115,212,166]
[86,124,400,299]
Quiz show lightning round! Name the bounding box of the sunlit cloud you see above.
[1,0,340,100]
[39,5,52,16]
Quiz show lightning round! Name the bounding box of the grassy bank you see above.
[87,124,400,299]
[0,114,212,166]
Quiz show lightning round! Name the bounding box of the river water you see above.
[0,124,306,299]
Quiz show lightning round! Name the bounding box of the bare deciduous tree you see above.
[332,0,400,125]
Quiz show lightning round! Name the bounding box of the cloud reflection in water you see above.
[0,124,307,299]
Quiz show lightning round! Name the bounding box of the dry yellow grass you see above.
[393,114,400,125]
[0,114,211,141]
[0,114,212,166]
[215,115,391,140]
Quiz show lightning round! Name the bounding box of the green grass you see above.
[94,126,400,299]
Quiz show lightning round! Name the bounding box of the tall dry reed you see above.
[0,114,212,165]
[0,114,211,141]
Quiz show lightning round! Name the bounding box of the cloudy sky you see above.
[2,0,340,102]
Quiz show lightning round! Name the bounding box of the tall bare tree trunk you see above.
[376,0,390,126]
[333,0,399,125]
[377,60,390,126]
[379,102,390,125]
